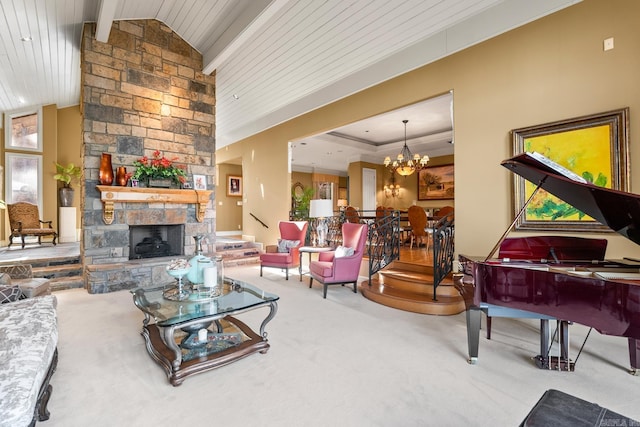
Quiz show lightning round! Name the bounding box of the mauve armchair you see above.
[260,221,308,280]
[308,222,368,298]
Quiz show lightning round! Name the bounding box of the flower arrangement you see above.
[132,150,188,185]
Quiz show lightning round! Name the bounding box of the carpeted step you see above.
[215,239,262,268]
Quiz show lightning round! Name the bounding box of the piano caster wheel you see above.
[629,368,638,376]
[467,357,478,365]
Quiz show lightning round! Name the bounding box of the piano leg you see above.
[535,319,574,371]
[628,338,640,375]
[466,307,481,364]
[535,319,551,369]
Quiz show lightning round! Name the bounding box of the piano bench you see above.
[520,389,637,427]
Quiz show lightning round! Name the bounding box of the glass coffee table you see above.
[130,277,278,386]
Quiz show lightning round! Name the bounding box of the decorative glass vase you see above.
[187,235,207,284]
[115,167,127,186]
[98,153,114,185]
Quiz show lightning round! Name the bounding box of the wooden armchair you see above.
[7,202,58,249]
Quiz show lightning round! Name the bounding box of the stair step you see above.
[223,255,261,268]
[360,279,464,315]
[377,269,457,296]
[33,263,82,279]
[214,238,262,268]
[0,255,81,269]
[219,247,261,259]
[389,260,434,274]
[49,275,84,292]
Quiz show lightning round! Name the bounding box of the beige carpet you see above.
[47,265,640,426]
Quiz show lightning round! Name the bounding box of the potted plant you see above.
[132,150,188,188]
[54,162,82,207]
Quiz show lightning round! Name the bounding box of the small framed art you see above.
[193,175,207,190]
[227,175,242,197]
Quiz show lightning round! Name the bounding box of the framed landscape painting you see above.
[511,108,629,231]
[418,164,454,200]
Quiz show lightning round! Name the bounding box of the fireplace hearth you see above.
[130,225,185,260]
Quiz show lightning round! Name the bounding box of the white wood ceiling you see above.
[0,0,581,156]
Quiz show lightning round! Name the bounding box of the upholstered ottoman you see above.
[0,295,58,427]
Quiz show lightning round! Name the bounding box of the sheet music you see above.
[527,152,588,184]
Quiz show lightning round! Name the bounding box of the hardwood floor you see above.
[397,244,433,266]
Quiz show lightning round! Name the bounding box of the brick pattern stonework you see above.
[81,20,216,293]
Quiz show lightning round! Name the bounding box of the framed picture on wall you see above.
[193,174,207,190]
[511,108,629,232]
[227,175,242,196]
[418,164,454,200]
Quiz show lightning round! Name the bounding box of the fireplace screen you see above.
[129,225,185,260]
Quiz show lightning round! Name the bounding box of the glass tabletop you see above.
[131,277,279,327]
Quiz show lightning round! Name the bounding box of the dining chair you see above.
[407,205,428,250]
[344,206,361,223]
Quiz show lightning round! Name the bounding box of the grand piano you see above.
[456,152,640,373]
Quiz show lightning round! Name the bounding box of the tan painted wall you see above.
[216,163,243,232]
[217,0,640,259]
[56,105,83,231]
[41,105,58,230]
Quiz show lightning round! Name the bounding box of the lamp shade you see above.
[337,199,348,207]
[309,199,333,218]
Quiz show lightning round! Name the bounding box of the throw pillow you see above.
[334,246,355,258]
[277,239,300,253]
[0,285,23,304]
[0,272,11,286]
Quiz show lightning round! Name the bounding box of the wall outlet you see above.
[604,37,614,51]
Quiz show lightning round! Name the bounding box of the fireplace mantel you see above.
[96,185,213,225]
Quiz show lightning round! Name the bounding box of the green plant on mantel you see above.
[54,162,82,188]
[132,150,188,185]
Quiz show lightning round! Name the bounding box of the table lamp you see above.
[309,199,333,247]
[337,199,348,211]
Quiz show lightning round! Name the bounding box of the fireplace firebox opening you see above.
[129,225,185,260]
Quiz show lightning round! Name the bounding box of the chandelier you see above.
[384,119,429,176]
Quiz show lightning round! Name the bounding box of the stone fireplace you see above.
[81,20,216,293]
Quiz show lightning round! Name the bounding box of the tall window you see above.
[4,108,43,208]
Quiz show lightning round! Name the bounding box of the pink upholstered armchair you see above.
[260,221,308,280]
[308,222,368,298]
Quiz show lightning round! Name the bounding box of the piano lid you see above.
[502,152,640,245]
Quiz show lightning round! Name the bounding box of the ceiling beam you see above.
[202,0,289,75]
[95,0,120,43]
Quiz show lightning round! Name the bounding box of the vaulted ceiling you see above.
[0,0,581,167]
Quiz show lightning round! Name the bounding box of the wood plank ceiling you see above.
[0,0,581,152]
